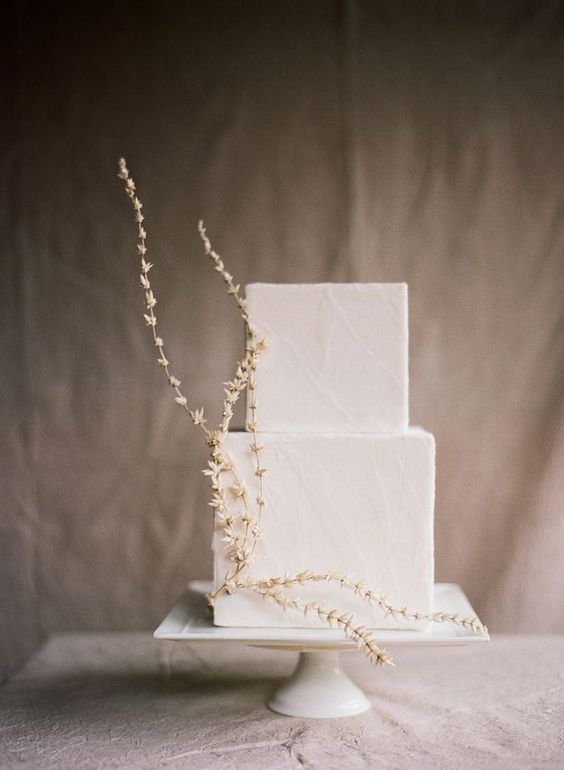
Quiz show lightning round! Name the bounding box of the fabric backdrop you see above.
[2,0,564,680]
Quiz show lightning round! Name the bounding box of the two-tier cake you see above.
[212,283,435,631]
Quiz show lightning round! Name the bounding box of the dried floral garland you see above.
[118,159,487,666]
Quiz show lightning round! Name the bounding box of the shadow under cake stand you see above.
[155,581,489,719]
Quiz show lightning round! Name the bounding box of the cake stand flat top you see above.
[155,582,489,648]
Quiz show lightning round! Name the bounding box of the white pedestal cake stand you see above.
[155,581,489,719]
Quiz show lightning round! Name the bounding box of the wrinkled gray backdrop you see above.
[2,0,564,679]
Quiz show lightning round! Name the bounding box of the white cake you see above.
[212,283,435,631]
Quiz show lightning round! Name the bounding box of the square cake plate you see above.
[155,581,489,719]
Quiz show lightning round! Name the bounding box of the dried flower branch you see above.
[238,571,487,637]
[195,222,268,580]
[198,221,253,333]
[118,158,210,438]
[118,159,269,603]
[237,583,394,667]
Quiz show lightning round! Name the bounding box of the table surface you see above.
[1,633,563,769]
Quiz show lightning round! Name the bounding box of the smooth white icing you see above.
[245,283,409,434]
[213,428,435,630]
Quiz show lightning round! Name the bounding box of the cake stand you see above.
[154,581,489,719]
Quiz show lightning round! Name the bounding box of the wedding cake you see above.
[213,283,435,631]
[116,159,482,656]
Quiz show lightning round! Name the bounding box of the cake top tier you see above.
[246,282,409,434]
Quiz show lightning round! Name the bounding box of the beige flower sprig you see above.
[118,158,268,598]
[237,572,487,637]
[117,158,486,669]
[118,158,210,438]
[196,221,267,574]
[237,583,393,666]
[198,221,252,331]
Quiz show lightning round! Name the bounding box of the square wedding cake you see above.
[212,283,435,631]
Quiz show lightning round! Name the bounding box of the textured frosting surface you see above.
[213,428,435,630]
[245,283,409,433]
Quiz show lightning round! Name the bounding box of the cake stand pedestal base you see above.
[155,582,489,719]
[267,650,370,718]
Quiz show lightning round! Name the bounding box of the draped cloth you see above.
[1,633,563,768]
[2,1,564,679]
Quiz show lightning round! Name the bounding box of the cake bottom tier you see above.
[212,428,435,631]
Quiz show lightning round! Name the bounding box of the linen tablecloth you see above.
[1,633,563,769]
